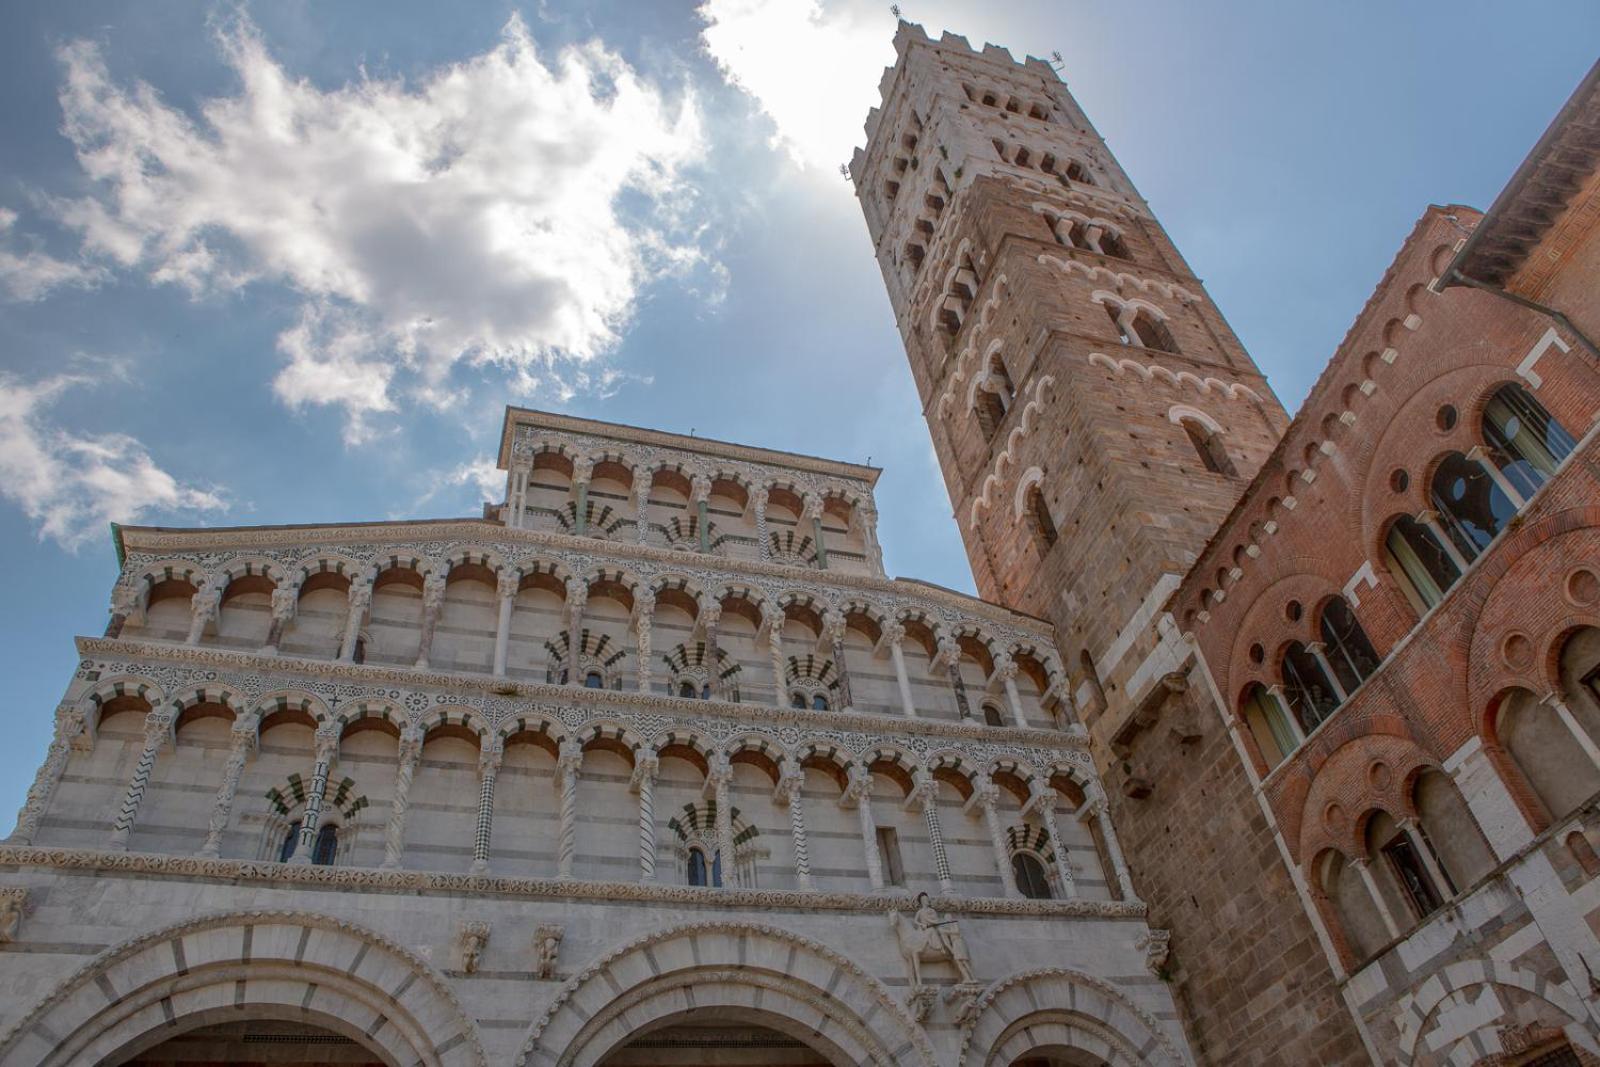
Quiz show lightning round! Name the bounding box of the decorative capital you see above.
[630,750,660,790]
[110,581,144,619]
[972,781,1001,810]
[497,570,522,600]
[841,763,872,805]
[571,456,595,485]
[313,722,342,761]
[775,760,804,801]
[0,887,25,943]
[270,586,299,620]
[421,571,448,607]
[820,609,846,643]
[933,635,961,671]
[802,494,824,521]
[690,473,713,503]
[557,737,584,776]
[633,589,656,622]
[565,577,588,613]
[347,579,373,608]
[881,621,906,647]
[190,582,222,617]
[478,739,504,777]
[749,485,769,510]
[993,654,1018,682]
[143,709,177,747]
[705,750,733,789]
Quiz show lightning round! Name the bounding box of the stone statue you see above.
[889,892,976,988]
[458,920,490,974]
[534,923,564,979]
[0,889,24,943]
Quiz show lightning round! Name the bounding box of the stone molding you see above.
[0,907,487,1066]
[0,846,1147,918]
[957,966,1187,1066]
[515,919,938,1067]
[71,645,1091,760]
[115,521,1050,639]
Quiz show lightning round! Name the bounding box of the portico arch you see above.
[960,968,1187,1067]
[0,909,485,1067]
[517,921,935,1067]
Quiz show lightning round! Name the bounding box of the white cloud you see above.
[699,0,894,171]
[410,456,505,515]
[0,207,105,301]
[0,372,226,550]
[53,15,709,431]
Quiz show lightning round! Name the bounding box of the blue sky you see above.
[0,0,1594,819]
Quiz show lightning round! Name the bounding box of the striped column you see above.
[381,724,424,870]
[198,722,256,857]
[707,753,736,887]
[10,707,88,845]
[766,608,787,707]
[911,769,952,894]
[776,764,814,890]
[751,486,770,562]
[470,740,503,875]
[975,782,1019,898]
[108,709,174,850]
[556,739,582,878]
[631,749,660,882]
[1030,785,1076,897]
[290,725,341,864]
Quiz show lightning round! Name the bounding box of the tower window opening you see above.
[1065,160,1095,185]
[1026,484,1059,552]
[1040,153,1057,174]
[1014,146,1031,168]
[992,138,1009,161]
[982,702,1005,727]
[1181,419,1236,477]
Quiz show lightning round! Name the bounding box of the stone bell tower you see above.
[852,23,1365,1066]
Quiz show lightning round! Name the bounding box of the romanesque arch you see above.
[515,920,935,1067]
[959,968,1189,1067]
[0,909,485,1067]
[1398,959,1598,1065]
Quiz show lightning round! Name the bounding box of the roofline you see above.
[1442,58,1600,288]
[116,516,483,539]
[495,407,883,484]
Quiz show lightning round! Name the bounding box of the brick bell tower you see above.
[852,24,1365,1065]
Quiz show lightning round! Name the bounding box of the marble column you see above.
[108,708,175,850]
[910,769,953,894]
[1545,692,1600,772]
[262,585,299,655]
[414,571,448,669]
[937,636,972,719]
[106,581,144,639]
[630,748,660,882]
[198,720,256,857]
[803,494,828,569]
[1469,445,1528,508]
[493,570,519,677]
[822,609,852,710]
[470,740,503,875]
[994,654,1027,727]
[1091,791,1137,901]
[1397,816,1452,900]
[565,578,588,685]
[707,751,737,887]
[633,591,656,693]
[884,624,917,717]
[843,765,883,889]
[634,471,653,544]
[506,460,532,529]
[1307,642,1349,702]
[1029,784,1076,897]
[691,473,713,554]
[1418,509,1471,574]
[186,580,222,645]
[857,502,884,572]
[702,600,724,699]
[556,738,582,878]
[381,723,424,870]
[1353,857,1403,939]
[751,485,771,562]
[9,707,89,845]
[776,761,814,890]
[289,724,342,864]
[974,782,1019,897]
[571,456,594,536]
[766,606,788,707]
[339,572,374,662]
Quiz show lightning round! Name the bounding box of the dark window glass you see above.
[312,823,338,866]
[1282,642,1339,732]
[1430,452,1512,560]
[812,694,830,711]
[584,672,604,689]
[278,821,301,863]
[1320,598,1382,693]
[983,704,1005,727]
[1381,834,1443,918]
[1013,853,1053,899]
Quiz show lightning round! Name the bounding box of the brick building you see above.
[855,19,1600,1067]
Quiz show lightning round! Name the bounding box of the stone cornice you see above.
[115,519,1055,638]
[0,845,1146,919]
[73,638,1090,756]
[499,407,881,485]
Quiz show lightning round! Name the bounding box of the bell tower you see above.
[851,23,1287,747]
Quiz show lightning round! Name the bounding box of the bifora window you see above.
[1012,852,1053,899]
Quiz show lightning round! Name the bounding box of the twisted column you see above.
[262,585,299,654]
[198,720,256,858]
[1030,784,1076,897]
[556,738,582,878]
[803,494,828,569]
[381,723,424,869]
[493,570,519,677]
[844,765,883,890]
[822,609,852,710]
[565,577,588,685]
[339,571,373,662]
[186,580,222,645]
[9,706,88,845]
[634,470,653,544]
[631,748,660,882]
[290,724,341,864]
[414,571,448,669]
[974,782,1019,897]
[691,473,713,554]
[702,600,724,699]
[751,486,770,562]
[707,751,736,887]
[936,636,972,719]
[884,623,917,717]
[765,606,788,707]
[910,768,952,894]
[1089,787,1136,901]
[572,456,594,536]
[634,591,655,693]
[994,654,1027,728]
[106,580,144,639]
[108,708,175,850]
[775,761,813,890]
[470,740,503,875]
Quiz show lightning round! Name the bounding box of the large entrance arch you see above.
[516,921,936,1067]
[0,910,485,1067]
[597,1013,837,1066]
[112,1015,386,1066]
[959,968,1189,1067]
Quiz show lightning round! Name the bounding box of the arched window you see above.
[1012,853,1053,899]
[1025,484,1058,552]
[1106,304,1177,353]
[1098,229,1127,258]
[790,692,807,709]
[1483,382,1575,499]
[1430,451,1512,561]
[1180,418,1236,476]
[1319,597,1381,694]
[975,354,1015,439]
[278,822,302,863]
[811,694,830,711]
[982,702,1005,727]
[1240,684,1298,768]
[1384,515,1461,613]
[679,681,698,699]
[584,671,604,689]
[1064,160,1094,186]
[1369,812,1443,920]
[312,823,339,866]
[701,683,712,700]
[687,846,722,887]
[1281,642,1338,733]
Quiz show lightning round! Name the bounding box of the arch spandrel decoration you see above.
[516,920,937,1067]
[959,967,1190,1067]
[0,908,486,1067]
